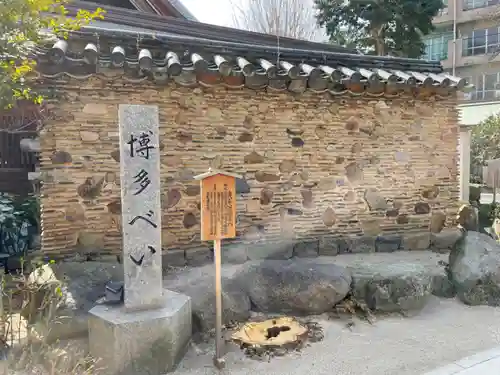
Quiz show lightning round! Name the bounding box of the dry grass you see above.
[0,262,103,375]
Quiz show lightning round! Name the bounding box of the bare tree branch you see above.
[230,0,324,41]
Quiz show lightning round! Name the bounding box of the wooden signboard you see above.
[194,169,241,368]
[199,173,237,241]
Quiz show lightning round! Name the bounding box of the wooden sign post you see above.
[194,168,241,369]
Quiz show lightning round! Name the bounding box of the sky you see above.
[180,0,234,27]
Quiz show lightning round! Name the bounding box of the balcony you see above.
[440,37,500,69]
[433,0,500,26]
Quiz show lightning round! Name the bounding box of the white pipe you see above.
[452,0,457,75]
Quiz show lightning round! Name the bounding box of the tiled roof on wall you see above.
[33,4,471,98]
[35,40,469,97]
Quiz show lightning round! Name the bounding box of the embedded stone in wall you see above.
[65,204,85,222]
[215,126,227,136]
[183,213,197,228]
[77,231,105,251]
[369,155,380,165]
[422,186,440,199]
[166,189,182,209]
[315,125,327,138]
[209,155,224,169]
[345,162,363,184]
[318,177,335,190]
[385,208,399,217]
[176,168,194,181]
[279,159,296,173]
[291,137,305,147]
[236,177,251,194]
[238,132,254,142]
[301,189,314,209]
[414,202,431,215]
[364,189,388,211]
[77,177,105,200]
[260,188,274,205]
[51,151,72,165]
[243,115,254,130]
[361,220,381,236]
[185,185,200,196]
[344,191,356,202]
[345,116,359,131]
[322,207,336,227]
[107,200,121,214]
[100,172,114,185]
[244,151,265,164]
[80,131,100,142]
[336,156,345,164]
[110,149,120,162]
[394,151,410,164]
[82,103,108,115]
[163,155,182,167]
[396,214,409,224]
[255,171,280,182]
[351,143,362,155]
[177,131,192,143]
[207,107,222,120]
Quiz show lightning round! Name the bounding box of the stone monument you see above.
[88,104,192,375]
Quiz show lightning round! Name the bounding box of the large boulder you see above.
[164,264,251,333]
[333,252,439,313]
[448,231,500,306]
[22,261,123,342]
[236,259,351,314]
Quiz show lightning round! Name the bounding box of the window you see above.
[438,0,449,15]
[462,27,500,56]
[463,0,499,10]
[465,73,500,101]
[422,31,453,60]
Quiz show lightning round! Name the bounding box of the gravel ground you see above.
[175,297,500,375]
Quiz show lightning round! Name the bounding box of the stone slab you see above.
[118,104,162,311]
[332,251,454,303]
[88,289,191,375]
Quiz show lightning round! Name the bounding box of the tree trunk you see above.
[371,26,385,56]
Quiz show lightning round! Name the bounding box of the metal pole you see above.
[452,0,457,76]
[213,239,225,369]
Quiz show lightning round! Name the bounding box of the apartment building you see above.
[423,0,500,101]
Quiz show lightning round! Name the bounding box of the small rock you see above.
[185,248,212,267]
[375,235,401,253]
[431,228,463,252]
[402,232,431,250]
[222,244,248,264]
[238,259,351,314]
[430,212,447,233]
[348,236,376,253]
[293,240,319,258]
[246,241,294,260]
[318,236,348,256]
[456,204,479,232]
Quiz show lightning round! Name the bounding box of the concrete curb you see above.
[423,346,500,374]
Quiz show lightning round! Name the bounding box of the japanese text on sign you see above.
[126,131,158,267]
[200,174,236,241]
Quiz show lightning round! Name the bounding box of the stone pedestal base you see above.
[88,289,191,375]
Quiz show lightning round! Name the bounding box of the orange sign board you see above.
[200,174,237,241]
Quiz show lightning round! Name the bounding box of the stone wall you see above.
[39,78,460,262]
